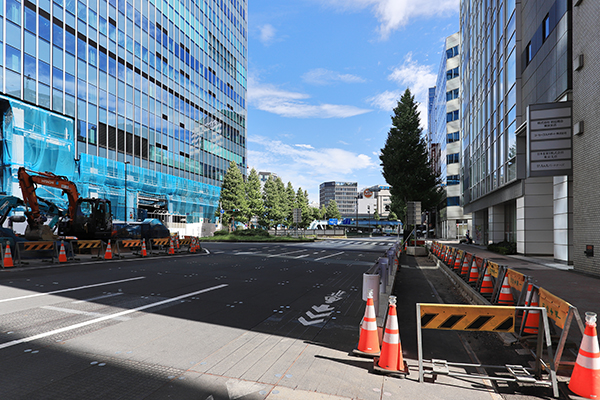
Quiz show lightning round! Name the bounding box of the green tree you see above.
[218,161,248,230]
[325,199,341,220]
[374,210,380,221]
[245,168,263,228]
[379,88,442,221]
[319,204,327,220]
[261,176,286,229]
[388,211,398,221]
[295,187,311,228]
[285,181,296,227]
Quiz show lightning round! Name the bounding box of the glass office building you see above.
[429,32,471,239]
[0,0,247,235]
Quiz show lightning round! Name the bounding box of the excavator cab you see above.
[66,198,113,240]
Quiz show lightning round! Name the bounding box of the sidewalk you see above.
[433,239,600,320]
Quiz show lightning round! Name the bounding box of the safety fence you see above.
[429,241,586,376]
[1,235,204,268]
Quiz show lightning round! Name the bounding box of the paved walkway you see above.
[433,240,600,327]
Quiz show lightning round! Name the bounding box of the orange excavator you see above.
[18,167,113,240]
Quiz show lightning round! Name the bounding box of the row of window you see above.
[446,88,459,101]
[446,110,459,122]
[447,66,459,80]
[446,45,459,59]
[447,153,459,164]
[447,131,460,143]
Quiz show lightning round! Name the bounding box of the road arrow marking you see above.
[312,304,335,313]
[306,310,332,319]
[298,316,324,326]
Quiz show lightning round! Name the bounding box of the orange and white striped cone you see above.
[373,296,408,375]
[176,236,180,250]
[480,266,494,295]
[522,284,540,335]
[104,240,113,260]
[3,242,14,268]
[497,276,514,305]
[59,240,68,263]
[460,256,470,276]
[468,260,479,283]
[168,237,175,255]
[354,289,380,357]
[454,254,462,271]
[141,240,147,257]
[569,312,600,399]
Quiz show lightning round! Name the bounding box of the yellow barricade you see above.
[419,303,515,332]
[71,239,104,259]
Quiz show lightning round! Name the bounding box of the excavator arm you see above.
[18,167,80,238]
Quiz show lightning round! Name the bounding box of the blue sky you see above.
[246,0,459,204]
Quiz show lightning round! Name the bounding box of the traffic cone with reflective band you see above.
[569,312,600,399]
[176,236,180,250]
[373,296,408,375]
[522,284,540,335]
[59,240,68,263]
[453,253,462,271]
[460,255,470,275]
[3,242,14,268]
[141,240,147,257]
[497,276,514,305]
[104,240,113,260]
[168,237,175,255]
[480,266,494,295]
[468,259,479,283]
[353,289,380,357]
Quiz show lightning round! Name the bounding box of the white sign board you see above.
[527,102,572,177]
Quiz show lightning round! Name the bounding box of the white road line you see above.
[42,305,131,321]
[0,277,146,304]
[72,293,123,304]
[295,254,310,259]
[0,284,228,350]
[268,250,305,258]
[314,252,344,261]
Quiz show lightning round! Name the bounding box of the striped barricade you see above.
[119,239,144,257]
[179,237,192,252]
[71,239,105,259]
[150,237,171,255]
[417,302,559,397]
[16,241,57,265]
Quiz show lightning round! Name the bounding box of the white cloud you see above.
[248,77,372,119]
[367,54,437,126]
[318,0,459,39]
[302,68,366,85]
[248,135,377,202]
[258,24,277,45]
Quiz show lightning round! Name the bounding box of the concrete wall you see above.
[572,0,600,275]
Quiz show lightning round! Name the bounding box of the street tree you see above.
[325,199,341,220]
[245,168,263,228]
[388,211,398,221]
[218,161,248,230]
[285,181,296,226]
[379,88,442,221]
[295,188,311,228]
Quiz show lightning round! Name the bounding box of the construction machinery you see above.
[17,167,113,240]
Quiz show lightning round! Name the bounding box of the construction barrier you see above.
[149,237,171,255]
[71,239,105,259]
[16,241,57,265]
[417,303,559,397]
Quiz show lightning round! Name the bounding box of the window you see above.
[447,153,459,164]
[542,15,550,41]
[446,45,459,59]
[446,131,460,143]
[446,110,459,122]
[446,66,459,80]
[525,42,532,66]
[446,88,459,101]
[447,175,460,185]
[447,196,460,207]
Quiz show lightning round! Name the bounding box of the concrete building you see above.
[258,171,278,187]
[319,181,357,217]
[356,185,392,219]
[460,0,572,263]
[429,32,471,239]
[0,0,247,236]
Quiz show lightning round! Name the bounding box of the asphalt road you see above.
[0,238,561,399]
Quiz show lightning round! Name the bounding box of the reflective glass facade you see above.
[461,0,517,205]
[0,0,247,226]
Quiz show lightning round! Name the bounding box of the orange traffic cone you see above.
[191,238,197,253]
[168,237,175,255]
[59,240,68,263]
[460,255,471,276]
[453,253,462,271]
[497,276,514,305]
[522,284,540,335]
[104,240,113,260]
[354,289,380,357]
[373,296,408,375]
[468,260,479,283]
[141,240,147,257]
[3,242,14,268]
[176,236,180,250]
[569,312,600,398]
[480,266,494,295]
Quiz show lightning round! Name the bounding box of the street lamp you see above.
[124,161,130,222]
[367,205,371,236]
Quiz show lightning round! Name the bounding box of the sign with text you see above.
[406,201,421,226]
[527,102,573,177]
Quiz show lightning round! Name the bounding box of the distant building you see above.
[319,181,357,217]
[357,185,391,219]
[258,171,278,187]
